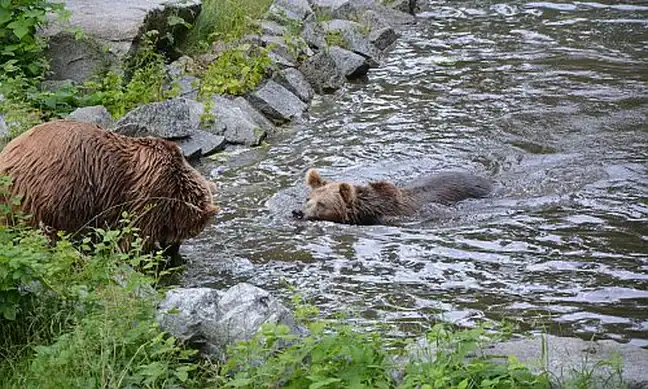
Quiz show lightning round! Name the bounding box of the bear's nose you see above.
[292,210,304,219]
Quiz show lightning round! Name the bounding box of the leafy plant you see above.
[198,43,272,98]
[0,0,69,77]
[324,31,348,49]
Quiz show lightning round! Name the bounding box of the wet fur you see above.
[0,119,219,252]
[299,169,493,225]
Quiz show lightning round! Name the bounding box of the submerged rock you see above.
[156,283,302,360]
[114,98,203,139]
[246,80,308,124]
[67,105,114,129]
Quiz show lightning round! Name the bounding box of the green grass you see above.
[184,0,274,54]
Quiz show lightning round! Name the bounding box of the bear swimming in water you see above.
[292,168,493,225]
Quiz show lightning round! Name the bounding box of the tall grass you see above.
[184,0,274,53]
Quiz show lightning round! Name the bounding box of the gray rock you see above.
[328,46,370,78]
[260,35,298,63]
[0,115,8,138]
[114,98,203,139]
[231,97,277,135]
[273,68,315,103]
[41,0,201,83]
[298,50,346,93]
[208,96,267,146]
[312,0,416,28]
[156,283,302,359]
[261,20,288,36]
[174,130,226,160]
[405,334,648,389]
[67,105,114,129]
[386,0,417,14]
[369,26,398,50]
[302,16,327,49]
[111,123,154,138]
[268,51,296,68]
[165,56,199,99]
[245,80,308,124]
[267,0,314,24]
[323,19,381,66]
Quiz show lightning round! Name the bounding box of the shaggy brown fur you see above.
[292,168,493,225]
[0,119,219,252]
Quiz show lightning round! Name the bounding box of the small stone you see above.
[114,98,203,139]
[67,105,114,129]
[245,80,308,124]
[273,68,315,103]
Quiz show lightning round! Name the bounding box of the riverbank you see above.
[2,0,648,388]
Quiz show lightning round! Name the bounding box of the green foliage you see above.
[324,31,348,49]
[82,32,180,118]
[223,322,393,389]
[400,324,551,389]
[184,0,273,54]
[198,43,272,98]
[0,177,197,388]
[0,0,68,77]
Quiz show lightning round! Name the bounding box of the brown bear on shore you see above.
[0,119,219,254]
[292,168,493,225]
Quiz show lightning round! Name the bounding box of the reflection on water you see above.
[181,0,648,344]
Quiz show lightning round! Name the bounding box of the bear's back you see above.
[403,171,493,205]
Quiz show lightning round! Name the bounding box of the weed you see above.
[198,43,272,98]
[325,30,348,49]
[184,0,273,54]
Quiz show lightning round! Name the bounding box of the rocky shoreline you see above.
[42,0,418,159]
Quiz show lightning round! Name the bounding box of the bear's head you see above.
[133,137,220,247]
[292,169,357,223]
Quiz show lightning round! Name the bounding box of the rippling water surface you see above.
[182,0,648,345]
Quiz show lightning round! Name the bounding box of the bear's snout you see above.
[292,210,304,220]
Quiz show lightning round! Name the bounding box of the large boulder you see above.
[328,46,371,78]
[322,19,382,66]
[206,96,269,146]
[273,68,315,103]
[114,98,203,139]
[266,0,314,24]
[245,80,308,124]
[174,130,227,160]
[156,283,303,360]
[67,105,114,129]
[41,0,200,83]
[298,51,346,93]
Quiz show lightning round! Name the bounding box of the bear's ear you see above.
[204,203,220,216]
[369,181,399,197]
[339,183,356,205]
[306,169,327,189]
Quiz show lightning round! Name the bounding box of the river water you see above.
[183,0,648,346]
